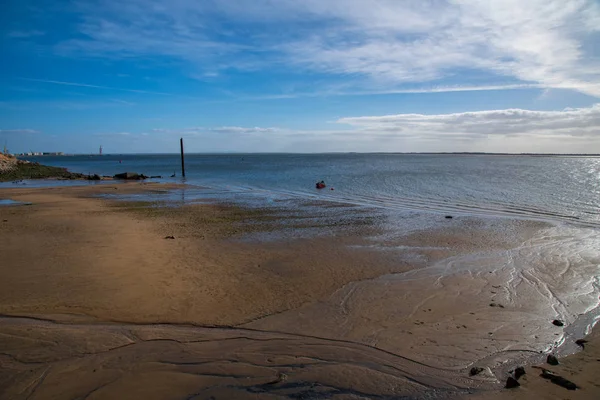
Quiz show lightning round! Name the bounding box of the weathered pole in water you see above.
[180,138,186,177]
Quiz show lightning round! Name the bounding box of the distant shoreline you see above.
[15,152,600,157]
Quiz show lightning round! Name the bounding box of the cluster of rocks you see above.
[112,172,162,180]
[468,319,585,392]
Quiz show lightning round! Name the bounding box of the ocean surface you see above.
[10,153,600,226]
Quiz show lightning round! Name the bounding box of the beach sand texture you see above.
[1,183,598,399]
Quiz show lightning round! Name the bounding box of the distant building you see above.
[18,151,64,156]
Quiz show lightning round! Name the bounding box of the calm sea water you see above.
[13,153,600,226]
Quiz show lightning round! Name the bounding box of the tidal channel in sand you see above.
[1,183,599,399]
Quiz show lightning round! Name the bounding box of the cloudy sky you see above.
[1,0,600,153]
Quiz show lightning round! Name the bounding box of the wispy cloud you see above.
[55,0,600,97]
[18,104,599,153]
[93,132,132,137]
[154,104,600,143]
[7,30,45,38]
[20,78,174,96]
[337,104,600,139]
[0,129,40,134]
[152,126,281,136]
[236,83,547,101]
[110,99,135,106]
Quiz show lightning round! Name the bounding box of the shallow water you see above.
[0,199,28,206]
[13,154,600,226]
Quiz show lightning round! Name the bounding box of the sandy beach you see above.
[1,183,598,399]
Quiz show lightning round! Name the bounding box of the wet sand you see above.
[1,183,598,399]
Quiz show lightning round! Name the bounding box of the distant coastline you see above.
[14,152,600,157]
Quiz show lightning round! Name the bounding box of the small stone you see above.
[552,319,564,327]
[164,235,175,239]
[445,215,453,219]
[505,377,520,388]
[515,366,526,380]
[470,367,484,376]
[547,354,559,365]
[575,339,588,348]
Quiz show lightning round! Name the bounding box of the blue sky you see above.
[1,0,600,153]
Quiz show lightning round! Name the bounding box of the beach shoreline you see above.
[1,182,598,399]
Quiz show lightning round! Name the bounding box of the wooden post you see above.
[180,138,186,177]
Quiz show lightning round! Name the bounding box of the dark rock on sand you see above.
[552,319,564,327]
[164,236,175,239]
[505,377,520,388]
[547,354,559,365]
[514,366,526,380]
[470,367,484,376]
[539,369,577,390]
[575,339,588,348]
[114,172,148,180]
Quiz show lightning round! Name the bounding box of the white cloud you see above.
[143,104,600,152]
[55,0,600,96]
[337,104,600,139]
[9,104,600,153]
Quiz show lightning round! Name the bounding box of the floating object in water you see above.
[316,180,326,189]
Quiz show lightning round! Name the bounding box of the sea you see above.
[9,153,600,227]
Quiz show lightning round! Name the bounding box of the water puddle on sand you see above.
[0,199,30,206]
[242,223,600,379]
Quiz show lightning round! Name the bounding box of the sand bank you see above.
[1,183,598,399]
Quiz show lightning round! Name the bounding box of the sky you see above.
[1,0,600,154]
